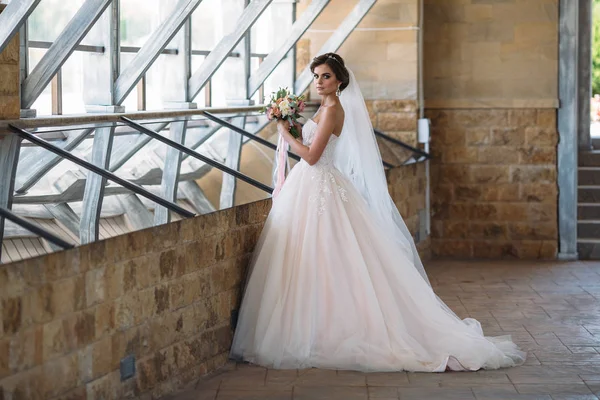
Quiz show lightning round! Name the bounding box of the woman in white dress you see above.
[229,53,525,372]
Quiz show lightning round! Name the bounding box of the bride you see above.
[229,53,525,372]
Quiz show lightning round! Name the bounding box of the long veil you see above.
[335,69,431,285]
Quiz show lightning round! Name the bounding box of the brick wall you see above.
[423,0,559,259]
[427,108,558,259]
[0,175,431,398]
[0,4,20,120]
[0,200,270,399]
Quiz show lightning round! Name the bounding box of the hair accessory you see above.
[327,54,341,64]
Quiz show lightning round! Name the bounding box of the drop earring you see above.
[336,86,341,97]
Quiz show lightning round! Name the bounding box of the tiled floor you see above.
[173,259,600,400]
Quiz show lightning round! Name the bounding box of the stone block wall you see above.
[423,0,558,107]
[427,108,558,259]
[0,200,270,399]
[0,4,20,120]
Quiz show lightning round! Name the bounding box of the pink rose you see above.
[266,108,274,120]
[298,100,305,112]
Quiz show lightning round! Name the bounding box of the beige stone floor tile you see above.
[367,386,399,398]
[514,383,593,395]
[293,385,368,400]
[217,389,292,400]
[365,372,410,386]
[176,260,600,400]
[397,387,476,400]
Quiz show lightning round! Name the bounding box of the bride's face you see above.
[313,64,340,97]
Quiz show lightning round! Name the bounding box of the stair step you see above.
[577,240,600,259]
[578,221,600,238]
[579,150,600,166]
[578,186,600,202]
[592,137,600,150]
[578,168,600,185]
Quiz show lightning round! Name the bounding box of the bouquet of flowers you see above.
[262,87,306,138]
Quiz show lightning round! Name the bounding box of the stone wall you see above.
[423,0,559,259]
[0,179,432,398]
[0,4,20,120]
[0,200,270,399]
[423,0,558,107]
[427,108,558,259]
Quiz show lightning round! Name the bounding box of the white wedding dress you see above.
[229,118,526,372]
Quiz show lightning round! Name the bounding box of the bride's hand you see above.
[277,119,290,133]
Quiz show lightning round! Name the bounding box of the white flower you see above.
[279,100,291,116]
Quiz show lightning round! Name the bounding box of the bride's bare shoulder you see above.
[320,103,344,119]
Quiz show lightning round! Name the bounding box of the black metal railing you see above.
[0,206,74,250]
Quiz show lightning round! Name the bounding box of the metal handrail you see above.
[8,124,196,218]
[0,105,267,131]
[120,117,274,194]
[203,112,302,162]
[0,207,75,249]
[374,129,431,159]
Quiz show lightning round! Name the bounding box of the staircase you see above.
[577,139,600,258]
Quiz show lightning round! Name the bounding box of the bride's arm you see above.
[278,108,335,166]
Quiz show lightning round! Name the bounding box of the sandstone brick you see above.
[378,112,417,131]
[454,185,482,202]
[508,109,537,127]
[473,241,513,259]
[497,203,529,221]
[432,239,473,258]
[453,109,508,127]
[136,254,161,289]
[528,203,557,222]
[432,127,466,146]
[449,203,473,220]
[443,221,469,239]
[372,100,417,113]
[9,326,42,374]
[465,128,491,146]
[470,222,508,240]
[2,297,21,335]
[0,34,18,64]
[0,95,20,119]
[0,65,19,96]
[471,165,510,184]
[94,301,115,338]
[444,146,478,163]
[537,109,556,129]
[518,145,556,164]
[511,165,556,183]
[0,338,8,378]
[0,367,45,400]
[520,183,557,203]
[169,282,186,310]
[470,203,499,220]
[439,165,471,184]
[491,128,525,146]
[85,268,106,308]
[480,184,520,202]
[509,222,557,240]
[91,336,112,380]
[477,146,519,164]
[525,127,558,146]
[43,353,79,398]
[85,371,120,400]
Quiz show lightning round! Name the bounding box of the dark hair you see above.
[309,53,350,92]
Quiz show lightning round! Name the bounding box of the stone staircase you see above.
[578,139,600,258]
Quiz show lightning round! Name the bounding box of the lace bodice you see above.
[302,119,339,167]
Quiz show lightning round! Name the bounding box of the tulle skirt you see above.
[230,161,525,372]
